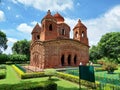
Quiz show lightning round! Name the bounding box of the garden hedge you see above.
[56,72,98,89]
[0,69,6,79]
[0,81,57,90]
[12,65,47,79]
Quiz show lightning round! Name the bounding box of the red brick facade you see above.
[30,10,89,69]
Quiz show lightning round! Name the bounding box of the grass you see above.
[0,65,87,90]
[0,65,20,84]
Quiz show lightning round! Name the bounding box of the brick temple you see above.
[30,10,89,69]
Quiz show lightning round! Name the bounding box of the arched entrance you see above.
[74,55,77,65]
[68,55,71,65]
[61,55,64,66]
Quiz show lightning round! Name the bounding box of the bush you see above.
[102,62,118,74]
[21,72,46,79]
[0,81,57,90]
[0,69,6,79]
[12,65,24,78]
[0,54,9,64]
[97,59,105,65]
[9,54,28,64]
[12,64,46,79]
[15,64,26,73]
[44,69,57,80]
[95,67,106,72]
[0,65,6,69]
[56,72,97,88]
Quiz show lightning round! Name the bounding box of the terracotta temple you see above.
[30,10,89,69]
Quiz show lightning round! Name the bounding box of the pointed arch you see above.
[49,24,52,31]
[61,54,64,66]
[75,31,79,38]
[82,31,85,37]
[68,54,71,65]
[74,55,77,65]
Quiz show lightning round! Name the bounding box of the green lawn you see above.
[0,65,86,90]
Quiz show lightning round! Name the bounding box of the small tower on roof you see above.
[31,23,41,42]
[73,19,88,45]
[40,10,57,41]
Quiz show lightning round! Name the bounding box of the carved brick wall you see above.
[30,39,89,69]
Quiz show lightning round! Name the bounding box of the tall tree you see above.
[89,45,102,61]
[12,39,30,57]
[0,30,7,54]
[98,32,120,62]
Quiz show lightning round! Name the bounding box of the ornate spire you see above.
[47,10,51,15]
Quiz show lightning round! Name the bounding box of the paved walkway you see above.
[24,66,44,72]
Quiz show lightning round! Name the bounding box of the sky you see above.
[0,0,120,54]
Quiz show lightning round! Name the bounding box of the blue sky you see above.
[0,0,120,54]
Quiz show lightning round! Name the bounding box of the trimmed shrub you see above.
[15,64,26,73]
[56,72,98,88]
[0,69,6,79]
[95,67,106,72]
[0,65,6,69]
[0,81,57,90]
[12,64,46,79]
[21,72,46,79]
[12,65,24,78]
[44,69,57,80]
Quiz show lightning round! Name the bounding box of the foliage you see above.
[15,64,26,73]
[0,69,6,79]
[12,65,24,78]
[0,54,9,64]
[89,45,102,62]
[0,54,28,64]
[9,54,28,63]
[56,72,97,89]
[44,69,57,80]
[102,62,118,74]
[21,72,46,79]
[12,64,46,79]
[95,67,106,72]
[89,32,120,63]
[0,81,57,90]
[12,39,30,58]
[97,59,106,65]
[0,30,8,54]
[0,65,6,69]
[98,32,120,62]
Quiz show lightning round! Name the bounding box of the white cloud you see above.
[65,18,78,38]
[12,0,73,11]
[17,23,33,33]
[65,5,120,46]
[77,2,80,6]
[84,5,120,46]
[16,15,20,18]
[12,0,18,4]
[7,6,11,10]
[3,38,18,54]
[0,10,5,22]
[8,38,17,43]
[30,21,38,26]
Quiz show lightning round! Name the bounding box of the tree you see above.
[98,32,120,62]
[0,30,7,54]
[89,45,102,62]
[12,39,30,59]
